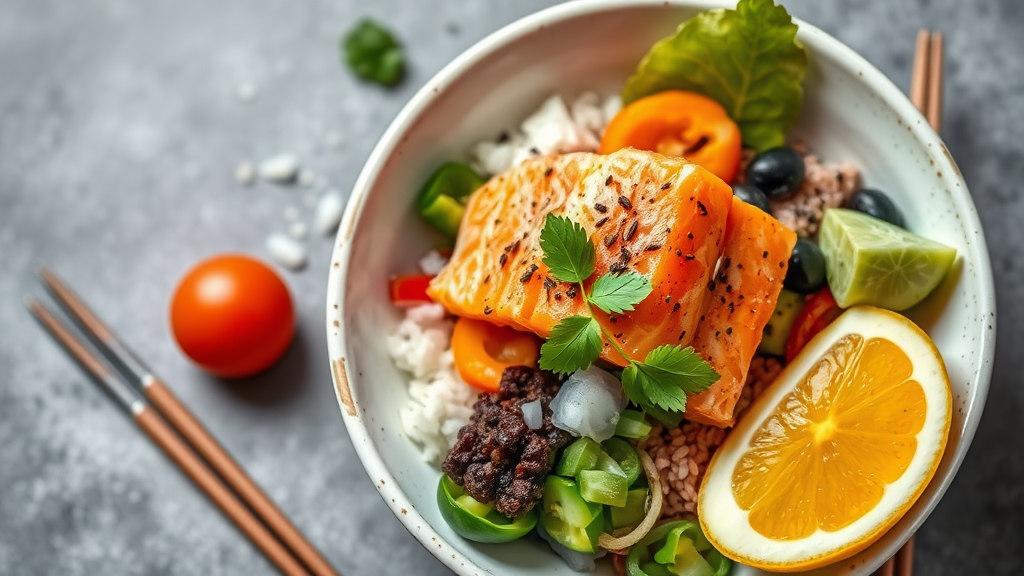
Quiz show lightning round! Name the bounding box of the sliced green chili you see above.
[615,409,653,439]
[436,475,536,543]
[602,437,641,486]
[416,162,485,238]
[540,476,604,553]
[627,520,731,576]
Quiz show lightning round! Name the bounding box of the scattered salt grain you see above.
[283,206,301,222]
[235,161,255,186]
[315,191,344,234]
[258,154,300,184]
[418,250,449,275]
[237,83,257,101]
[298,168,316,187]
[289,222,308,240]
[266,233,307,270]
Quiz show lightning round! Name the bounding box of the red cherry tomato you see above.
[784,288,842,362]
[170,254,295,378]
[389,274,434,307]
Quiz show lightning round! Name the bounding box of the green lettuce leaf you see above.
[622,0,808,152]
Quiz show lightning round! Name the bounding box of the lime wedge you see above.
[819,208,956,311]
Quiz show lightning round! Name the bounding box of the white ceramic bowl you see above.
[326,2,996,574]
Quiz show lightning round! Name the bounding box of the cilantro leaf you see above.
[621,345,720,425]
[621,0,807,151]
[540,215,596,284]
[588,272,653,314]
[342,19,405,86]
[539,316,603,375]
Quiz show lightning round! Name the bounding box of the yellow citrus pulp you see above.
[698,306,952,571]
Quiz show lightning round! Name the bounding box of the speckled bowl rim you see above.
[325,1,996,574]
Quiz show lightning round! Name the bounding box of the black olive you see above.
[845,188,904,227]
[745,147,805,199]
[784,238,826,294]
[731,184,771,213]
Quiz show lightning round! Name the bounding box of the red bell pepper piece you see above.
[389,274,434,307]
[784,288,843,362]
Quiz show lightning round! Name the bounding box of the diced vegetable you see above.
[621,0,807,152]
[757,289,804,356]
[436,475,537,543]
[541,476,605,553]
[819,208,956,310]
[388,274,434,306]
[784,287,842,362]
[550,366,629,441]
[602,438,642,486]
[609,488,650,530]
[557,437,602,478]
[537,520,607,572]
[599,91,742,182]
[614,409,652,439]
[521,399,543,430]
[416,162,485,238]
[626,520,731,576]
[342,18,404,86]
[578,469,629,507]
[451,317,540,392]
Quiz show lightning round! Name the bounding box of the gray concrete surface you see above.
[1,0,1021,574]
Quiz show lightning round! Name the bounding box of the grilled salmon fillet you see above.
[428,148,795,427]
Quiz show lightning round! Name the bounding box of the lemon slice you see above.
[819,208,956,311]
[698,307,951,572]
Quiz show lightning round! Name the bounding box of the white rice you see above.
[469,92,621,177]
[387,304,478,463]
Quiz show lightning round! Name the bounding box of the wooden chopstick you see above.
[36,268,340,576]
[910,29,944,132]
[873,29,946,576]
[26,298,310,576]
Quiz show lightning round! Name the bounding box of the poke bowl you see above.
[325,1,995,575]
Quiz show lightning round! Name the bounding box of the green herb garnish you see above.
[342,18,404,86]
[537,215,719,425]
[622,0,808,152]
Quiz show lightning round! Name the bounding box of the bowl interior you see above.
[326,2,994,575]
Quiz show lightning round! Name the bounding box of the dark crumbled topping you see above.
[543,277,557,290]
[484,306,493,315]
[544,167,553,177]
[618,196,633,210]
[726,327,733,335]
[595,217,609,228]
[567,286,578,299]
[762,251,769,258]
[661,182,672,190]
[684,136,710,155]
[687,232,694,240]
[623,221,638,242]
[442,367,572,518]
[696,201,707,216]
[676,249,683,257]
[685,254,696,261]
[520,264,539,283]
[594,203,608,213]
[606,175,614,186]
[604,234,617,248]
[672,302,681,312]
[644,244,662,252]
[499,253,508,267]
[707,280,716,291]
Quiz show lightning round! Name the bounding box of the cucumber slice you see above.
[819,208,956,311]
[758,289,805,356]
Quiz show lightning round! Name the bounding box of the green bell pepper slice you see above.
[416,162,485,238]
[578,469,629,507]
[540,476,604,553]
[609,487,649,530]
[627,520,731,576]
[615,409,653,439]
[602,437,642,486]
[557,437,602,478]
[436,475,536,544]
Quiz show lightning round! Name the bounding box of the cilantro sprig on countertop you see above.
[537,215,720,426]
[342,18,404,87]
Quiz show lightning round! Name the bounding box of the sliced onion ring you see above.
[598,444,663,552]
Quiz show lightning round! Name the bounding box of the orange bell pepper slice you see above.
[451,317,540,392]
[599,90,742,183]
